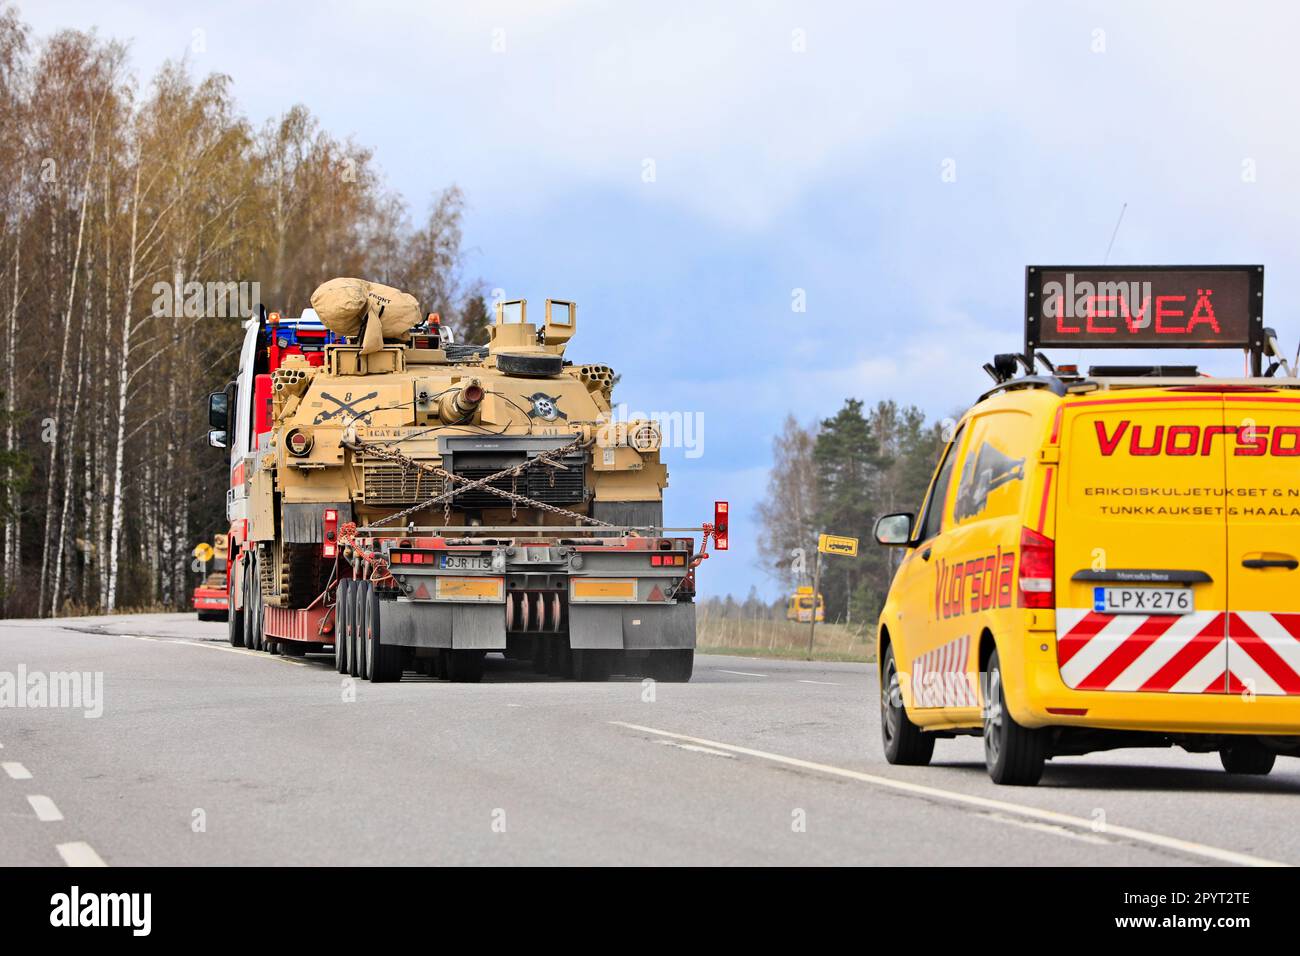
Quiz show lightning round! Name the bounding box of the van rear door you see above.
[1054,394,1229,693]
[1221,392,1300,695]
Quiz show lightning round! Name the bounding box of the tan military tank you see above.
[212,280,723,683]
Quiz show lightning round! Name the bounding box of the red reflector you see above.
[1018,526,1055,609]
[1046,707,1088,716]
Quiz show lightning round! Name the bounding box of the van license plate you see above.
[440,554,491,571]
[1094,586,1193,615]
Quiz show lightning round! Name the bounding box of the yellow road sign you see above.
[818,533,858,557]
[193,543,214,562]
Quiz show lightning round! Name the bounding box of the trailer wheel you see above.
[335,579,351,674]
[356,582,371,681]
[364,584,403,683]
[647,649,693,683]
[446,649,485,683]
[572,649,612,682]
[227,572,245,648]
[349,581,365,679]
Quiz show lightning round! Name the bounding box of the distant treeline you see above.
[753,400,954,624]
[0,3,488,616]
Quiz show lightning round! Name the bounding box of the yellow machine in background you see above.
[786,586,824,623]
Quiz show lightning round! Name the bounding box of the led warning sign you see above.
[1026,265,1262,351]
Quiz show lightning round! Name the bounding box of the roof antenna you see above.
[1103,202,1127,264]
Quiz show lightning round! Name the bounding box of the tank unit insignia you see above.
[313,390,379,425]
[526,393,567,422]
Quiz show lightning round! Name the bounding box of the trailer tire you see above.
[446,649,485,683]
[227,569,245,648]
[242,560,257,651]
[572,649,612,682]
[335,579,351,674]
[364,584,403,683]
[348,581,364,679]
[354,583,370,680]
[647,649,693,683]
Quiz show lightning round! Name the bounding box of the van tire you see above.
[984,648,1046,786]
[1220,740,1276,775]
[880,643,935,766]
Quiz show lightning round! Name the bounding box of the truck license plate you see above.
[439,554,491,571]
[1094,586,1193,615]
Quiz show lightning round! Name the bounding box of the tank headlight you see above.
[286,428,314,457]
[629,421,661,452]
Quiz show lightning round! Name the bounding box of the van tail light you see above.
[1018,526,1054,608]
[323,508,339,559]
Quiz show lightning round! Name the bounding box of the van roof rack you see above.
[1087,364,1200,377]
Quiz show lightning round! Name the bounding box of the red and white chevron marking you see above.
[1056,609,1300,696]
[909,634,978,707]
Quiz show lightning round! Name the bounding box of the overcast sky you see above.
[29,1,1300,599]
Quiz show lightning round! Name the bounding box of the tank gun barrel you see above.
[438,379,485,423]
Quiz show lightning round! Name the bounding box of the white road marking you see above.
[56,842,107,867]
[977,811,1111,846]
[27,795,63,822]
[610,721,1286,868]
[798,679,839,685]
[2,761,32,780]
[656,740,735,759]
[718,669,767,678]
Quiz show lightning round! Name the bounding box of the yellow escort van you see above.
[873,265,1300,784]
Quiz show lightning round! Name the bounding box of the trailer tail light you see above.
[323,509,339,558]
[1018,526,1054,609]
[713,501,729,550]
[651,554,686,567]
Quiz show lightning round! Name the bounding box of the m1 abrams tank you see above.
[210,285,725,683]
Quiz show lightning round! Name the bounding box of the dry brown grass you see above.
[696,609,874,662]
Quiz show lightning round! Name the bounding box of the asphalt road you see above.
[1,613,1297,866]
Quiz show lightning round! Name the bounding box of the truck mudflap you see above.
[377,595,695,650]
[378,601,506,650]
[568,602,695,650]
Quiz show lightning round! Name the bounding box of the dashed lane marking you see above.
[798,679,839,685]
[717,670,767,678]
[3,761,32,780]
[27,795,63,822]
[610,721,1286,868]
[56,842,107,867]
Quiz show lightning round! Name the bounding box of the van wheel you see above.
[984,648,1046,786]
[1220,740,1276,775]
[880,643,934,766]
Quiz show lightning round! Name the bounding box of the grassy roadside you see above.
[696,612,875,663]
